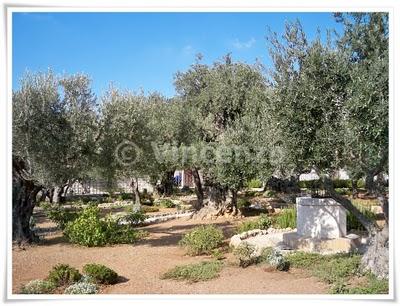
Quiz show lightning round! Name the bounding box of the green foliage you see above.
[340,274,389,294]
[155,198,176,208]
[211,249,225,260]
[347,204,376,231]
[287,252,367,292]
[82,263,119,284]
[123,211,147,226]
[233,242,257,267]
[235,214,272,234]
[246,179,263,189]
[258,247,274,262]
[179,225,224,255]
[64,206,144,246]
[263,190,277,198]
[20,279,55,294]
[117,193,132,201]
[41,203,80,230]
[161,261,223,283]
[332,179,353,188]
[356,179,366,189]
[266,249,290,271]
[237,197,251,210]
[275,208,296,229]
[64,282,98,294]
[47,264,82,286]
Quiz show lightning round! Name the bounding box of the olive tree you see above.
[97,88,155,211]
[175,54,269,216]
[12,71,98,243]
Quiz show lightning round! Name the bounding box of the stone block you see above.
[296,197,346,239]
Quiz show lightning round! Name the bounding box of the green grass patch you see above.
[161,261,223,283]
[286,252,388,294]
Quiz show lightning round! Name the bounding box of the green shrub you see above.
[258,247,274,262]
[123,211,147,226]
[117,193,132,201]
[275,208,296,229]
[155,198,176,208]
[64,206,144,246]
[333,179,353,189]
[64,282,98,294]
[235,214,272,234]
[237,197,251,210]
[41,203,80,230]
[179,225,224,255]
[20,279,55,294]
[47,264,82,286]
[347,205,376,231]
[356,179,365,189]
[211,249,225,260]
[246,179,263,189]
[161,261,223,282]
[335,188,352,196]
[263,190,277,198]
[266,249,290,271]
[233,242,257,267]
[83,263,118,284]
[286,251,325,269]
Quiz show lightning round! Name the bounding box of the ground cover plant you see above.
[161,261,223,283]
[286,251,388,294]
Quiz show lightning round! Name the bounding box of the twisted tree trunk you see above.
[131,177,141,212]
[191,168,204,210]
[12,157,41,244]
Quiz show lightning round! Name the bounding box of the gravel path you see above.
[12,216,328,294]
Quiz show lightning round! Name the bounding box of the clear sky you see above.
[12,12,343,98]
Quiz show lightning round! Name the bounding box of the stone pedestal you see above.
[296,197,347,239]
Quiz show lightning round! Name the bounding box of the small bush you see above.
[20,279,55,294]
[356,179,365,189]
[83,263,118,284]
[233,242,257,267]
[235,214,272,234]
[263,190,277,198]
[123,211,147,226]
[179,225,224,255]
[64,206,144,246]
[41,203,80,230]
[47,264,82,286]
[64,282,98,294]
[237,197,251,210]
[161,261,223,282]
[246,179,263,189]
[140,192,154,205]
[258,247,274,262]
[275,208,296,229]
[333,179,353,189]
[155,198,175,208]
[211,249,225,260]
[266,249,290,271]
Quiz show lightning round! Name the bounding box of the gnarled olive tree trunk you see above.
[192,183,240,219]
[12,157,41,244]
[191,168,204,210]
[131,177,141,212]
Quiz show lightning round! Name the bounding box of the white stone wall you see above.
[296,197,347,239]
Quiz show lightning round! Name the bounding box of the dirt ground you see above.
[12,212,328,294]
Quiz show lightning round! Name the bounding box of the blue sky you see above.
[13,12,343,98]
